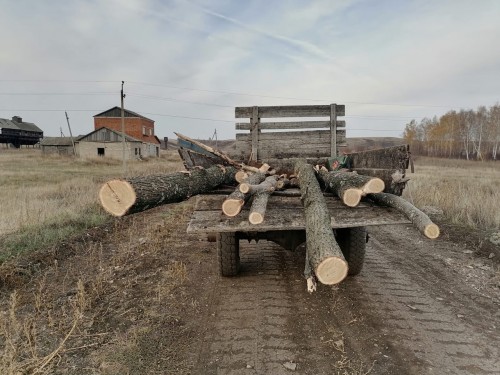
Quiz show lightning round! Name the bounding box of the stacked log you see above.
[222,171,267,217]
[295,160,349,285]
[369,193,440,239]
[317,169,385,207]
[99,165,236,217]
[248,176,279,224]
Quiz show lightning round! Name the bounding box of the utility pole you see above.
[121,81,127,175]
[65,111,76,156]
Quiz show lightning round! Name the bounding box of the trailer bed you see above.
[187,192,411,234]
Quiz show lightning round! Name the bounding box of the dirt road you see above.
[1,202,498,374]
[189,224,499,375]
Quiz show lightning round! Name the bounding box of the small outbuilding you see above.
[40,137,77,155]
[76,127,159,160]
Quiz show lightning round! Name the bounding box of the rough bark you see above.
[295,160,348,285]
[347,144,410,170]
[248,176,279,224]
[99,165,237,217]
[318,169,385,207]
[369,193,440,239]
[222,171,266,217]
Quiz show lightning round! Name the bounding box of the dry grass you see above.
[0,198,195,374]
[0,149,183,260]
[403,157,500,229]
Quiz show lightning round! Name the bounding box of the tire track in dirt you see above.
[193,241,302,375]
[342,225,500,374]
[193,240,374,375]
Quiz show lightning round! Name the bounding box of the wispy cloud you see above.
[0,0,499,139]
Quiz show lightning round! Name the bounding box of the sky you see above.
[1,0,499,140]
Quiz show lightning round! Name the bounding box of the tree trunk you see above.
[248,176,279,224]
[318,169,385,207]
[222,171,266,217]
[99,165,237,217]
[369,193,440,239]
[295,160,348,285]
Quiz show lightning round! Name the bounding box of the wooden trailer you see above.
[184,104,414,278]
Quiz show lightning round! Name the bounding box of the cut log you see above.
[248,176,279,224]
[318,169,385,207]
[99,165,237,217]
[238,164,274,193]
[369,193,440,239]
[295,160,349,285]
[352,168,409,196]
[235,170,249,183]
[222,171,266,217]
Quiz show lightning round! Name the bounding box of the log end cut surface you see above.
[249,212,264,225]
[222,198,245,217]
[424,224,440,239]
[344,188,362,207]
[316,257,349,285]
[363,178,385,194]
[99,180,136,217]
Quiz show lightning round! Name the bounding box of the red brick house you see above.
[93,107,160,145]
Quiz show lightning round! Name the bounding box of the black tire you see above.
[336,227,367,276]
[217,232,240,276]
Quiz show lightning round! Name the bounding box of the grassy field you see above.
[0,149,183,260]
[403,157,500,230]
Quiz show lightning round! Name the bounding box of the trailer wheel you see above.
[336,227,367,276]
[217,232,240,276]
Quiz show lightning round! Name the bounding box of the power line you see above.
[0,79,118,83]
[0,79,460,108]
[127,80,454,108]
[127,93,233,108]
[0,109,101,112]
[140,112,234,123]
[0,92,115,96]
[0,108,419,122]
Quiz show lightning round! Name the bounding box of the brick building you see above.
[93,107,160,145]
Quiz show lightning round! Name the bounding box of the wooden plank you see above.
[177,149,195,169]
[178,149,226,169]
[228,141,347,161]
[250,106,259,161]
[235,105,346,118]
[236,129,345,141]
[178,138,217,159]
[348,144,410,169]
[235,120,346,130]
[187,205,410,233]
[233,129,346,160]
[330,103,337,157]
[194,194,373,211]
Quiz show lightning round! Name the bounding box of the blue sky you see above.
[1,0,499,139]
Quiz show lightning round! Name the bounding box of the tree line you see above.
[403,103,500,160]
